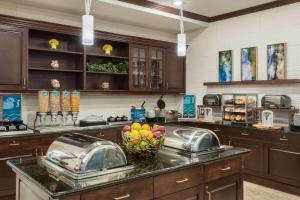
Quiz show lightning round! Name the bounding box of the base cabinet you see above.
[229,137,264,175]
[204,174,243,200]
[155,186,203,200]
[268,144,300,187]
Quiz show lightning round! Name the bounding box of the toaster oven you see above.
[261,95,291,109]
[203,94,222,106]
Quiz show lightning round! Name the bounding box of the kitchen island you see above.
[7,146,250,200]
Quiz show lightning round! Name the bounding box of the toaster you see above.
[261,95,291,109]
[203,94,222,106]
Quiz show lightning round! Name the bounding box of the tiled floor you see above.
[244,182,300,200]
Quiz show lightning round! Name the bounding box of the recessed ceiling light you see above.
[173,0,183,7]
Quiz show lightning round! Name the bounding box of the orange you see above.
[142,124,151,131]
[147,131,154,140]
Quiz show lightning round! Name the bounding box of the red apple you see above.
[153,131,162,137]
[157,125,166,133]
[122,125,131,132]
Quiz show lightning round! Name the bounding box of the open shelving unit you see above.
[27,29,129,91]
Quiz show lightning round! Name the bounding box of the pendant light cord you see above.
[179,8,184,34]
[85,0,92,15]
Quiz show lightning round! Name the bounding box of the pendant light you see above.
[82,0,94,45]
[177,8,186,56]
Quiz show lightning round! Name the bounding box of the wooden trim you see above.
[203,79,300,86]
[209,0,300,22]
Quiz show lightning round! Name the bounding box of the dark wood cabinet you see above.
[155,186,203,200]
[154,166,203,198]
[204,174,243,200]
[129,45,166,92]
[81,178,153,200]
[0,25,27,90]
[165,50,185,93]
[129,45,148,91]
[149,47,165,91]
[268,144,300,187]
[230,137,264,175]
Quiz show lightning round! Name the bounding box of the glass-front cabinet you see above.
[129,45,165,92]
[130,45,148,90]
[149,47,164,90]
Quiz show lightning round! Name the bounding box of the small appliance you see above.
[203,94,222,106]
[261,95,292,109]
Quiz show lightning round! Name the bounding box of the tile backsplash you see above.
[0,94,182,126]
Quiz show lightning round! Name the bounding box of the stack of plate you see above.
[293,113,300,126]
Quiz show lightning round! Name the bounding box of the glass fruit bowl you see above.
[122,122,166,158]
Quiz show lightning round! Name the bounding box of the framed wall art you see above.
[241,47,257,81]
[219,50,233,82]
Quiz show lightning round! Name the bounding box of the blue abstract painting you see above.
[2,95,21,121]
[267,43,286,80]
[219,50,233,82]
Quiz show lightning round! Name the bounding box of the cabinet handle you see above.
[23,78,26,88]
[9,142,20,146]
[176,178,189,183]
[114,194,130,200]
[280,137,288,141]
[206,191,212,200]
[167,82,169,89]
[213,129,221,132]
[97,133,105,137]
[220,166,231,171]
[241,132,249,136]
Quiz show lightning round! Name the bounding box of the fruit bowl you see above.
[122,123,166,158]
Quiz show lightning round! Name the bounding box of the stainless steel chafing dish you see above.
[43,133,133,180]
[163,125,222,153]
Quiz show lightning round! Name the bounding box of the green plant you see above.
[87,61,128,73]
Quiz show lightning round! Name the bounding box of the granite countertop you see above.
[7,146,250,198]
[178,119,300,135]
[0,123,127,140]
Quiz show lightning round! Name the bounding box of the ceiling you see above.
[4,0,208,34]
[148,0,275,17]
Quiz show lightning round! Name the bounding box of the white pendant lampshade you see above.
[82,0,94,45]
[82,14,94,45]
[177,33,186,57]
[177,8,186,56]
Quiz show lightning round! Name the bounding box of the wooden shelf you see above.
[29,47,83,55]
[204,79,300,86]
[86,53,128,59]
[256,108,299,113]
[29,67,83,73]
[86,71,128,75]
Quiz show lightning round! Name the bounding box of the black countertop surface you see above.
[7,146,250,198]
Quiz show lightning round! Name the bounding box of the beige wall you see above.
[0,1,181,125]
[186,3,300,108]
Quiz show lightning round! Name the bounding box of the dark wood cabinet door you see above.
[129,45,148,91]
[155,186,203,200]
[149,47,164,91]
[230,137,264,175]
[205,174,242,200]
[268,144,300,187]
[165,50,185,93]
[0,25,27,90]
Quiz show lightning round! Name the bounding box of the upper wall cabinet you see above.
[165,49,186,93]
[129,45,148,91]
[149,47,165,91]
[0,25,27,90]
